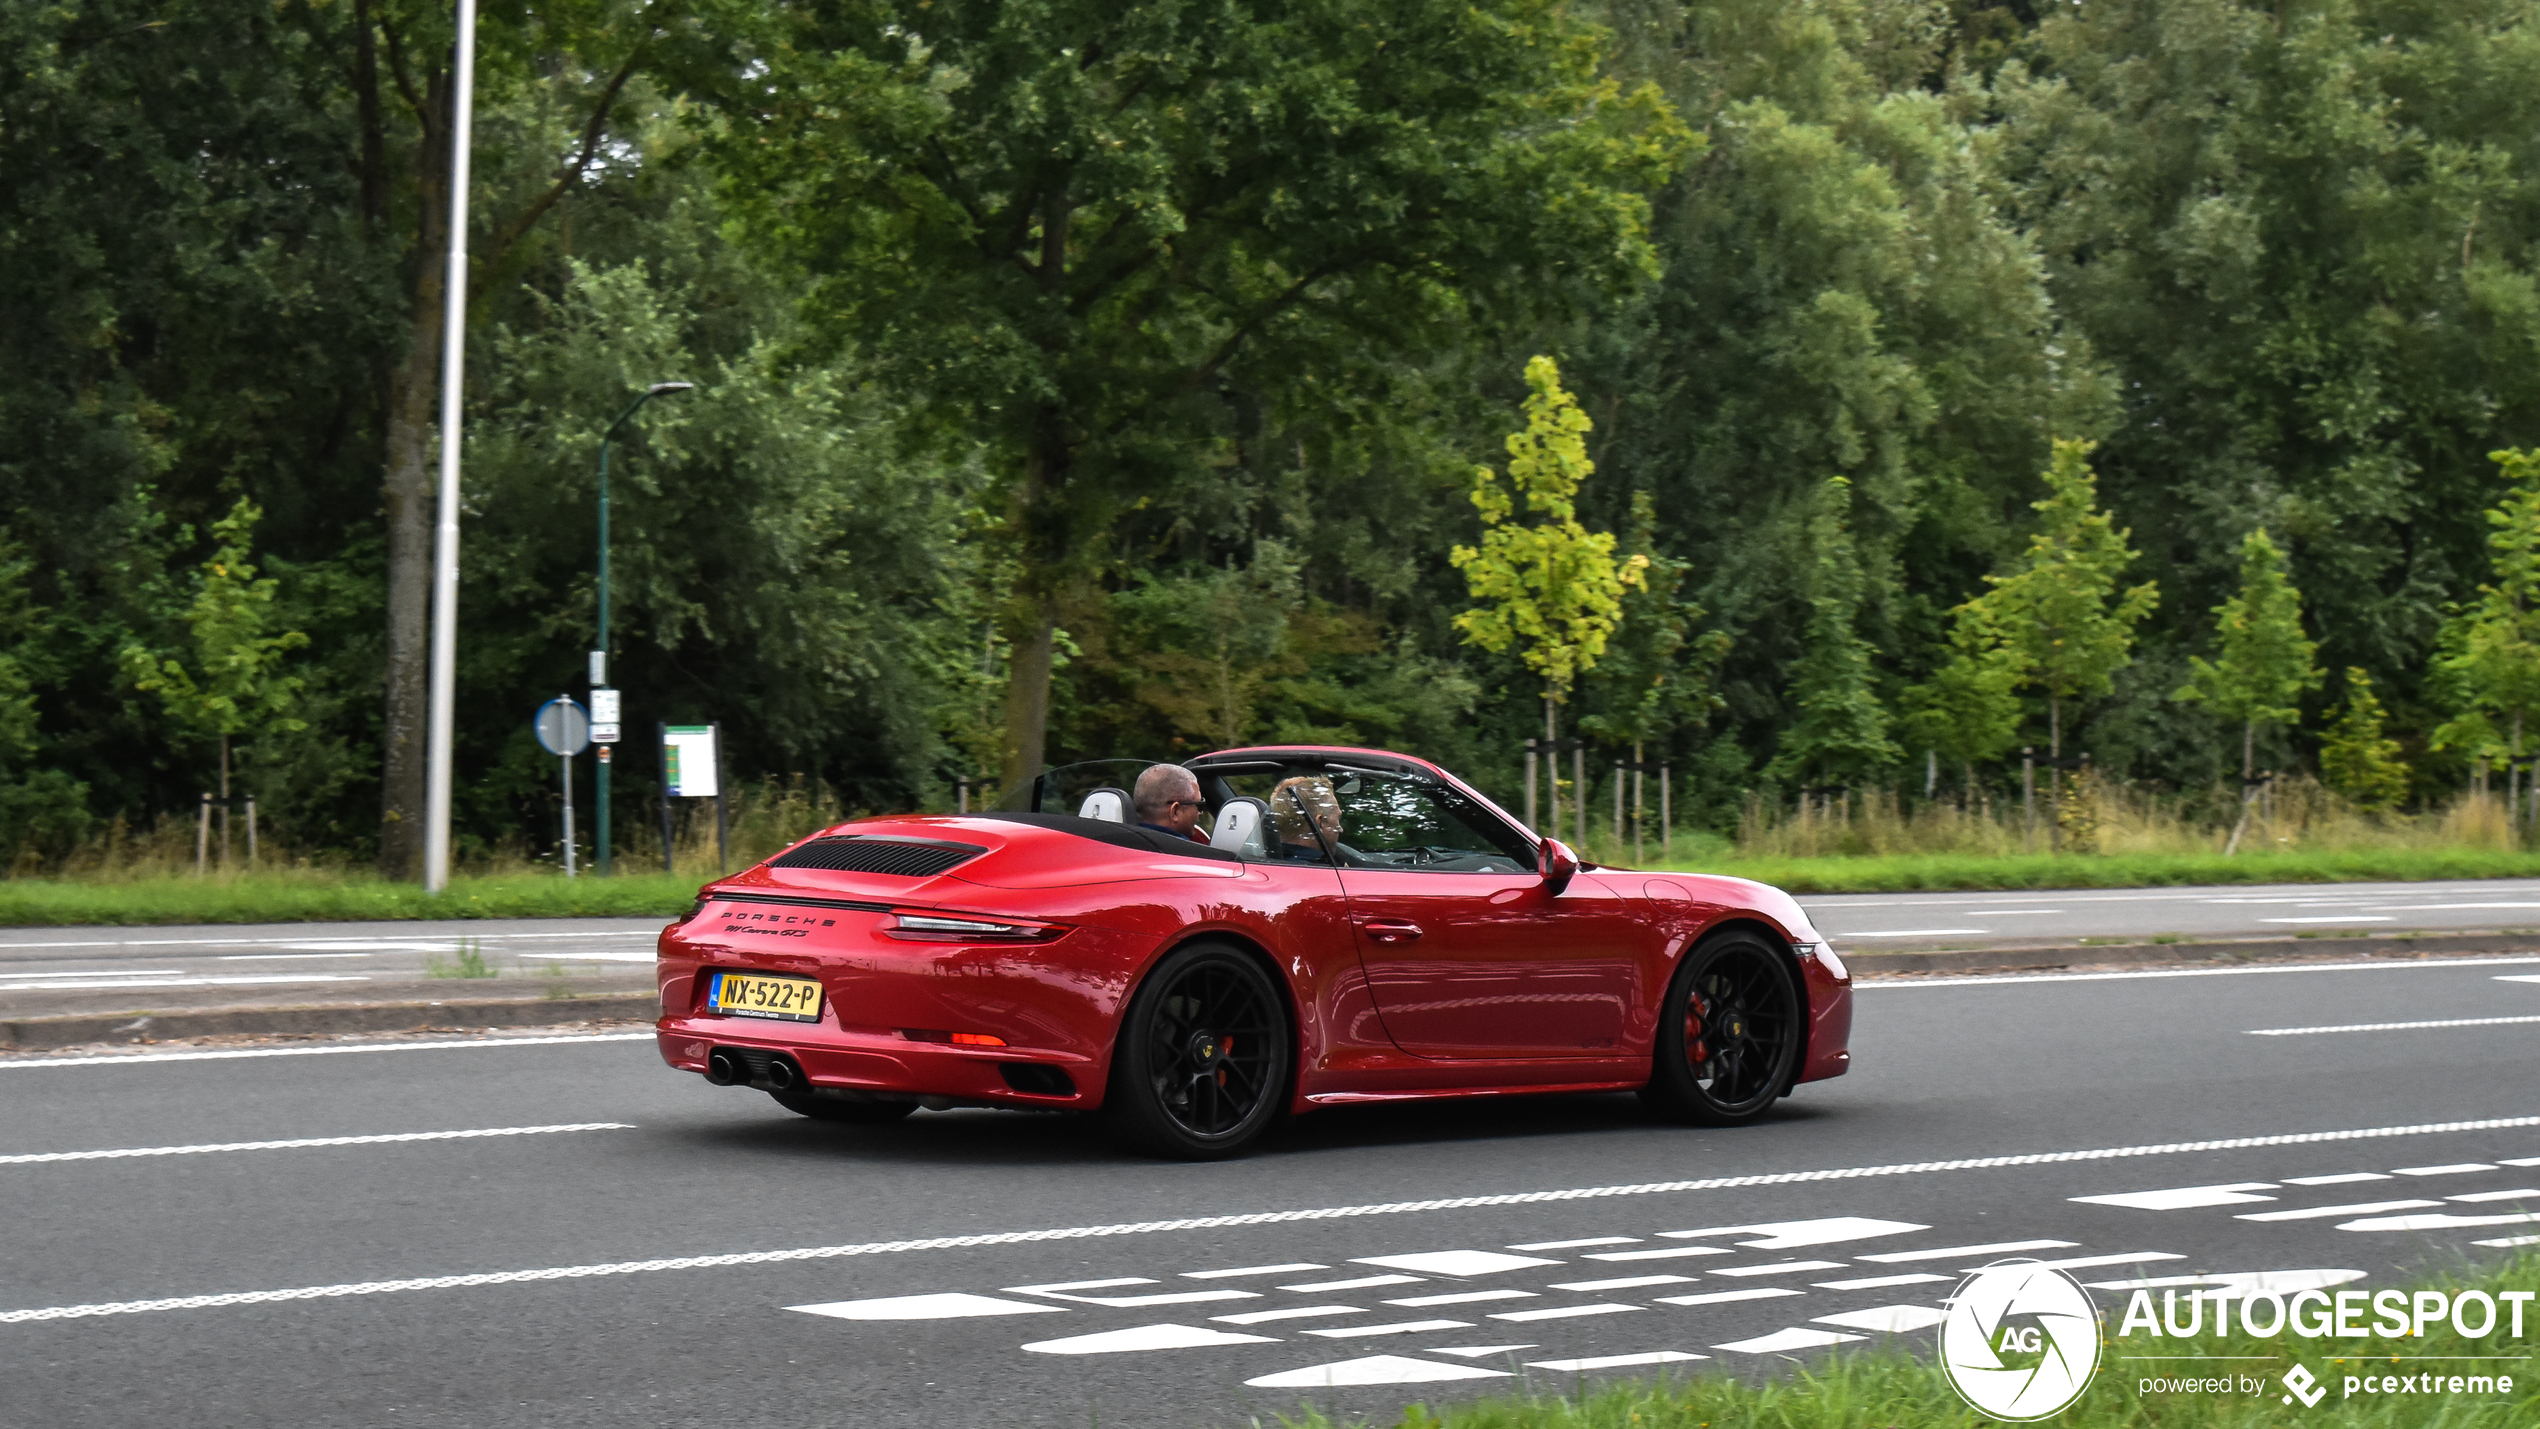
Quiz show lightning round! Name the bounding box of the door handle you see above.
[1356,918,1423,944]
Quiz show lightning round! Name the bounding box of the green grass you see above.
[0,869,703,927]
[1658,846,2540,895]
[1259,1256,2540,1429]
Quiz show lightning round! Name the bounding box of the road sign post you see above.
[662,722,724,873]
[534,696,592,878]
[590,687,621,875]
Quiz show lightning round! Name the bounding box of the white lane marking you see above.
[1491,1304,1641,1322]
[2473,1234,2540,1247]
[1843,929,1988,938]
[1529,1351,1707,1371]
[1428,1344,1536,1357]
[1545,1275,1694,1293]
[1023,1323,1273,1354]
[2453,1189,2540,1203]
[1713,1327,1862,1354]
[1510,1237,1638,1250]
[1183,1263,1325,1280]
[1301,1318,1474,1339]
[2085,1270,2366,1294]
[2340,1212,2540,1232]
[1709,1261,1848,1277]
[1031,1289,1257,1308]
[20,1112,2540,1324]
[1966,911,2065,917]
[0,969,185,978]
[2507,1157,2540,1167]
[2501,976,2540,985]
[2394,1163,2498,1176]
[1584,1247,1732,1262]
[1660,1216,1927,1249]
[1284,1274,1422,1293]
[1657,1288,1804,1306]
[214,954,373,961]
[1386,1290,1535,1307]
[0,1123,632,1166]
[1862,956,2540,989]
[788,1293,1063,1321]
[1246,1355,1508,1387]
[1353,1251,1558,1277]
[1007,1277,1151,1293]
[2362,903,2540,911]
[1813,1305,1948,1333]
[1816,1273,1947,1290]
[0,1032,655,1070]
[2071,1183,2278,1210]
[2000,1253,2186,1272]
[2261,917,2394,924]
[0,976,369,991]
[2285,1173,2392,1185]
[2250,1015,2540,1036]
[1212,1306,1363,1325]
[508,951,653,963]
[279,941,457,952]
[2238,1199,2441,1222]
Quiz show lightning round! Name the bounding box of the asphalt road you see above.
[7,954,2540,1427]
[1799,877,2540,950]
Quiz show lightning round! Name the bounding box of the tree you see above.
[1453,356,1650,809]
[121,499,310,830]
[712,0,1689,788]
[2174,527,2321,852]
[1579,493,1730,752]
[2177,529,2322,780]
[1964,439,2160,762]
[2321,669,2409,814]
[2433,449,2540,777]
[1767,478,1899,790]
[1899,599,2024,801]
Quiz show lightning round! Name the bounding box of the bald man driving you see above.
[1131,763,1208,843]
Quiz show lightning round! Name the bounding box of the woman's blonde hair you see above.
[1268,776,1339,845]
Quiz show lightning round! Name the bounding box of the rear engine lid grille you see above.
[767,834,986,878]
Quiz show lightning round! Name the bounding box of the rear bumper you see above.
[655,1020,1100,1107]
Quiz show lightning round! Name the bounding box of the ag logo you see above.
[1938,1260,2102,1420]
[2282,1364,2327,1408]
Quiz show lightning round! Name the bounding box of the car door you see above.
[1326,770,1648,1059]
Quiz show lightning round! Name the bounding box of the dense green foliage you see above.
[8,0,2540,870]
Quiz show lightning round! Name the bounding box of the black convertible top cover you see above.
[971,811,1246,863]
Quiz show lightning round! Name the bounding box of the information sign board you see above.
[664,725,718,797]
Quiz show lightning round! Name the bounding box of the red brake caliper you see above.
[1686,989,1710,1068]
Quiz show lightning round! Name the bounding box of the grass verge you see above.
[0,870,701,927]
[1265,1255,2540,1429]
[1666,847,2540,894]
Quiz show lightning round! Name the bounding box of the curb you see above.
[1847,931,2540,977]
[0,994,660,1052]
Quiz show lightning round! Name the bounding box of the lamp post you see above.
[592,381,692,876]
[421,0,479,895]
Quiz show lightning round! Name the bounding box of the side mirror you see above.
[1537,837,1579,896]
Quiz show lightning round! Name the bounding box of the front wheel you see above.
[1104,942,1292,1160]
[1641,930,1802,1126]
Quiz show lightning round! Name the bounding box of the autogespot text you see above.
[2118,1285,2530,1405]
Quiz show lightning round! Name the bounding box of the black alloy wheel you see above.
[1105,941,1291,1159]
[1641,930,1802,1126]
[769,1085,919,1125]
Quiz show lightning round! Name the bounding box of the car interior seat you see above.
[1077,787,1130,823]
[1209,796,1271,859]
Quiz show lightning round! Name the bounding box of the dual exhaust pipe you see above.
[703,1047,800,1091]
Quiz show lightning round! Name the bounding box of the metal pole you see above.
[561,695,576,879]
[1573,743,1586,856]
[1660,764,1671,862]
[712,720,728,871]
[421,0,478,895]
[2022,747,2036,850]
[246,796,257,867]
[196,793,210,876]
[659,720,674,875]
[1523,739,1537,831]
[1612,759,1623,852]
[1632,742,1644,867]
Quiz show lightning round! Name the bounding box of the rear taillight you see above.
[885,911,1065,943]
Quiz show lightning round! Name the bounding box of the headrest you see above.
[1077,787,1129,823]
[1209,796,1270,859]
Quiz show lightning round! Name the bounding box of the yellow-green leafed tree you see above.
[2434,449,2540,786]
[1452,356,1648,820]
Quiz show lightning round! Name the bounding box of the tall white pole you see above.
[423,0,477,894]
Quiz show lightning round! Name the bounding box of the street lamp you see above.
[592,380,692,876]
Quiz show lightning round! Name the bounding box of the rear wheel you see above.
[1105,942,1291,1159]
[769,1086,918,1125]
[1642,930,1802,1126]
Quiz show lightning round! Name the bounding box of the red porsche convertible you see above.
[654,747,1851,1157]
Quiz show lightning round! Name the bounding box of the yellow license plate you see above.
[709,971,824,1022]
